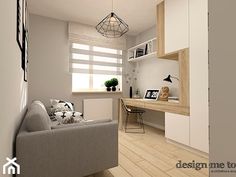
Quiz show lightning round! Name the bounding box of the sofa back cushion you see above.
[26,101,51,132]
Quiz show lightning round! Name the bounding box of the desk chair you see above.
[121,99,145,133]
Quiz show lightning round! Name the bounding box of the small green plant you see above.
[110,78,118,87]
[104,80,112,87]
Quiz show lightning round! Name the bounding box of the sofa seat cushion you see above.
[26,101,51,132]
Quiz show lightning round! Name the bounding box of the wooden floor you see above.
[89,125,209,177]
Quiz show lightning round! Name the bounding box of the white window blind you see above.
[70,43,123,92]
[68,22,126,50]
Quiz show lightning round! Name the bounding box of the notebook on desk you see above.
[143,89,160,100]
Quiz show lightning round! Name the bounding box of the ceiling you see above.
[28,0,162,36]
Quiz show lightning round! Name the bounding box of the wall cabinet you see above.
[157,0,189,56]
[165,113,189,146]
[165,0,189,53]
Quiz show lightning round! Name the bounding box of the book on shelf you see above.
[136,48,144,58]
[144,44,148,55]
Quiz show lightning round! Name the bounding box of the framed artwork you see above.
[20,0,28,82]
[144,89,160,100]
[17,0,24,50]
[23,29,28,82]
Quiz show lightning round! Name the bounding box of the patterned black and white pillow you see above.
[50,111,84,124]
[49,99,74,115]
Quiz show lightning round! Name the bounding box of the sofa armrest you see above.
[16,129,53,177]
[16,121,118,177]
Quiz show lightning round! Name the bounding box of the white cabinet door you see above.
[189,0,209,153]
[165,113,190,145]
[164,0,189,53]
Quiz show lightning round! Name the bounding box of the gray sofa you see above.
[16,101,118,177]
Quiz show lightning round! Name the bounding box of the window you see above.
[70,43,123,92]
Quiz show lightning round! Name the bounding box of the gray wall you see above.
[209,0,236,176]
[0,1,28,176]
[28,14,122,120]
[128,26,179,129]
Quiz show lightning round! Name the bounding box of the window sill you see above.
[72,91,123,94]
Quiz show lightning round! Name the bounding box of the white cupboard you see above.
[164,0,189,53]
[160,0,209,153]
[189,0,209,153]
[165,113,190,146]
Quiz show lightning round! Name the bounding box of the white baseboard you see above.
[143,120,165,131]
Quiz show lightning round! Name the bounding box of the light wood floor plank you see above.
[119,144,144,163]
[109,166,132,177]
[178,168,208,177]
[119,153,151,177]
[167,168,190,177]
[133,140,177,166]
[104,125,209,177]
[137,160,171,177]
[119,136,173,171]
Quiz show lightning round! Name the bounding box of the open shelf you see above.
[127,38,157,62]
[158,50,179,60]
[128,52,156,62]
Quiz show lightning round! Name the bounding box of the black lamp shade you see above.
[163,75,172,83]
[95,12,129,38]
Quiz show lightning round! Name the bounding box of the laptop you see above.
[143,89,160,100]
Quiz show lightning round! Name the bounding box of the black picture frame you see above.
[23,29,28,82]
[21,0,28,82]
[17,0,24,50]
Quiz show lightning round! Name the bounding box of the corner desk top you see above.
[121,98,190,116]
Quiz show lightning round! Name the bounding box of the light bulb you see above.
[110,16,116,25]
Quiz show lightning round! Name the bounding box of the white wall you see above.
[123,35,136,97]
[135,26,179,97]
[28,14,122,120]
[209,0,236,176]
[128,26,179,129]
[0,1,28,176]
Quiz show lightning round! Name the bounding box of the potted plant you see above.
[110,78,118,91]
[104,80,112,91]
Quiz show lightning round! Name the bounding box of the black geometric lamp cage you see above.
[96,12,129,38]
